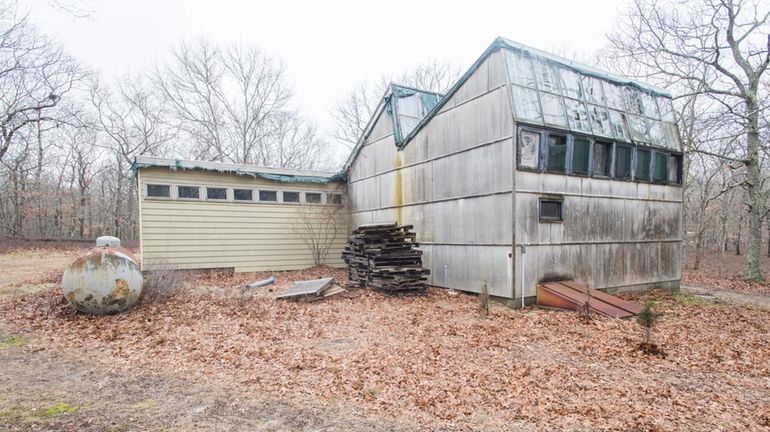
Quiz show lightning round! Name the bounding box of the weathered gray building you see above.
[344,37,683,303]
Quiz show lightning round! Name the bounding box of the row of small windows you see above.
[518,127,683,185]
[145,184,343,205]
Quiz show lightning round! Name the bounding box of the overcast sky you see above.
[26,0,630,158]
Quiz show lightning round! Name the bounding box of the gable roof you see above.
[132,155,345,184]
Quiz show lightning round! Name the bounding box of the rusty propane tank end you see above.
[61,236,144,315]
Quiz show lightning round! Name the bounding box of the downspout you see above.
[519,244,526,308]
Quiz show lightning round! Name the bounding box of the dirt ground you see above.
[683,249,770,296]
[1,245,769,431]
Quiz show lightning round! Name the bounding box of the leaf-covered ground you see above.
[1,269,769,431]
[683,251,770,296]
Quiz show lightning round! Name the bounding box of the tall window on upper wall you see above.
[593,141,612,177]
[546,134,567,172]
[571,137,591,175]
[652,152,668,183]
[518,129,541,169]
[615,144,633,180]
[668,154,683,184]
[636,148,651,181]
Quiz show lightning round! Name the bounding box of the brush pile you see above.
[342,222,429,294]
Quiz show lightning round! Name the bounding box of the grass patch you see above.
[41,402,77,417]
[673,293,716,306]
[0,335,27,349]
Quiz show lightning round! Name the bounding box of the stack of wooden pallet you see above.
[342,222,430,294]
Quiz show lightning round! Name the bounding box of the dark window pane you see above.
[259,190,277,202]
[146,184,170,197]
[668,155,682,184]
[653,152,668,183]
[206,187,226,200]
[177,186,200,199]
[518,129,540,169]
[615,145,632,180]
[330,194,343,204]
[572,138,591,174]
[305,192,322,203]
[540,199,563,222]
[636,148,651,181]
[593,141,612,177]
[283,191,300,203]
[547,135,567,172]
[233,189,253,201]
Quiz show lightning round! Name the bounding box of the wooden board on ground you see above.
[536,280,641,318]
[277,277,334,300]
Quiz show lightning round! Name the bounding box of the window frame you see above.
[544,132,569,174]
[328,193,344,206]
[634,146,653,183]
[668,152,684,185]
[569,134,593,176]
[651,151,669,185]
[204,186,228,201]
[517,126,543,171]
[592,140,613,179]
[281,190,301,204]
[233,188,255,203]
[613,143,634,181]
[144,183,172,200]
[176,184,202,200]
[539,197,564,223]
[304,192,323,204]
[258,190,278,203]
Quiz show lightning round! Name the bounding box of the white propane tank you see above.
[61,236,143,314]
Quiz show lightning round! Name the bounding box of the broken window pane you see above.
[636,148,651,181]
[628,114,650,142]
[657,97,675,122]
[572,137,591,174]
[535,59,561,93]
[653,152,668,183]
[615,145,633,180]
[177,186,200,199]
[259,190,277,202]
[609,110,630,141]
[518,129,541,169]
[641,93,660,119]
[511,85,543,123]
[146,184,170,198]
[506,50,537,88]
[593,141,612,177]
[663,122,680,150]
[582,76,606,105]
[559,67,582,99]
[565,98,591,133]
[588,104,612,137]
[206,187,227,200]
[546,134,567,172]
[624,88,645,115]
[282,191,300,203]
[233,189,253,201]
[541,92,568,127]
[648,120,665,147]
[305,192,322,203]
[668,154,682,184]
[604,82,626,110]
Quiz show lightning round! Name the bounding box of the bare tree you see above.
[0,3,82,163]
[293,191,346,266]
[332,60,461,149]
[607,0,770,281]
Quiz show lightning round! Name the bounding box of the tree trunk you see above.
[743,99,763,282]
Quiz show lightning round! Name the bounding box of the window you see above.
[282,191,300,203]
[541,93,568,127]
[329,193,343,205]
[539,198,563,223]
[668,154,682,184]
[546,135,567,172]
[305,192,322,204]
[177,185,200,199]
[146,184,170,198]
[615,145,633,180]
[518,129,541,169]
[233,188,253,201]
[593,141,612,177]
[259,190,277,202]
[652,152,668,183]
[635,148,651,181]
[571,137,591,175]
[206,187,227,200]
